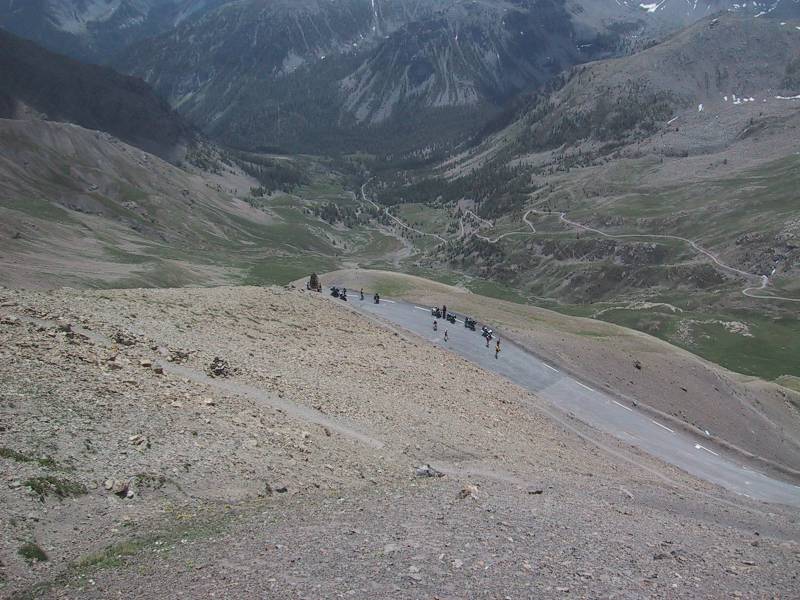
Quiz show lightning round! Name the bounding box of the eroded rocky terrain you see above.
[1,284,798,597]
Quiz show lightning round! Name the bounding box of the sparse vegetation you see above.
[24,477,87,502]
[74,540,146,570]
[18,543,48,564]
[0,448,62,470]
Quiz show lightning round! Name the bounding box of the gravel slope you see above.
[0,284,798,597]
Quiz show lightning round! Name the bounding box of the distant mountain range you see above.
[2,0,798,155]
[115,0,611,154]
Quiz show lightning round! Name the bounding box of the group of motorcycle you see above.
[430,306,485,335]
[330,286,381,304]
[326,280,494,345]
[329,286,348,301]
[431,307,457,324]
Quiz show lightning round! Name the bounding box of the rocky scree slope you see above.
[0,285,799,597]
[497,13,800,155]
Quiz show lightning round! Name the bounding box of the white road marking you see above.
[455,319,463,324]
[651,420,674,433]
[414,306,429,312]
[382,300,396,304]
[612,400,633,412]
[577,382,594,393]
[543,363,559,373]
[695,444,719,457]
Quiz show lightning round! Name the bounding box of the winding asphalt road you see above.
[346,293,800,508]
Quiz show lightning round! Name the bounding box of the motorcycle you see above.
[330,286,341,298]
[481,326,493,339]
[340,288,348,301]
[446,313,457,324]
[464,317,477,330]
[431,307,442,318]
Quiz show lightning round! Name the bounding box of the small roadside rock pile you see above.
[166,348,191,363]
[104,478,135,499]
[207,357,234,378]
[456,484,480,500]
[138,359,164,375]
[114,330,139,346]
[414,464,445,478]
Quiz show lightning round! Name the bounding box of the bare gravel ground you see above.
[0,284,798,598]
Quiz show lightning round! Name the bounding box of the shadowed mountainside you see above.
[0,27,192,161]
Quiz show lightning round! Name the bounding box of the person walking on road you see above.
[495,339,501,359]
[444,329,449,342]
[360,288,364,300]
[485,335,490,348]
[433,320,438,332]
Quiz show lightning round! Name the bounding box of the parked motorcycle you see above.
[330,286,341,298]
[431,307,442,318]
[446,313,456,324]
[464,317,477,330]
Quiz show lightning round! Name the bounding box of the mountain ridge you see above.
[0,27,193,160]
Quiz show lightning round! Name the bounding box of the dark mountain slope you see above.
[0,28,192,160]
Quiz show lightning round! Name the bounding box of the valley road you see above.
[347,294,800,508]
